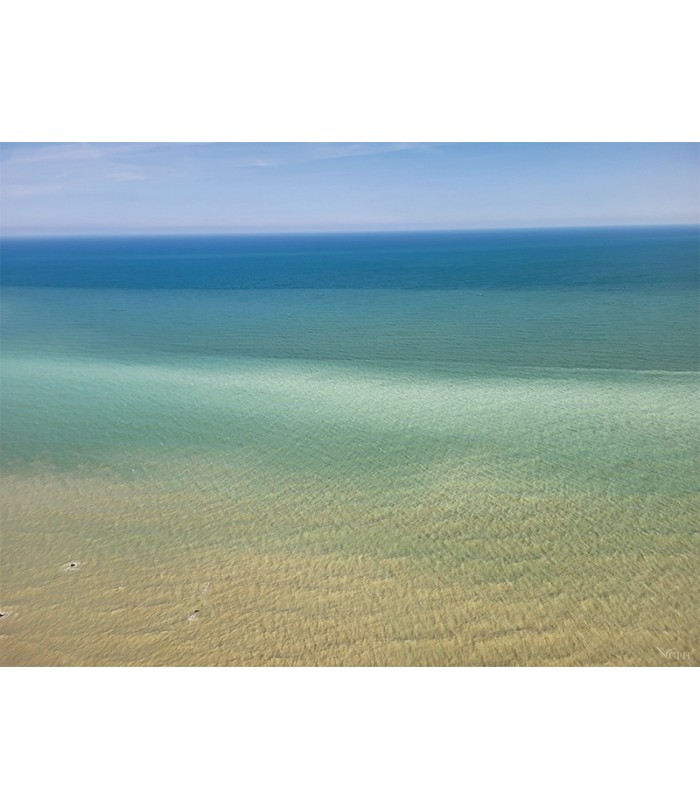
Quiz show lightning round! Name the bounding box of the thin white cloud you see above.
[260,142,427,167]
[2,183,63,198]
[0,143,141,167]
[107,171,145,182]
[0,144,149,200]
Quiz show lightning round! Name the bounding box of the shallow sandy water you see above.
[2,463,696,667]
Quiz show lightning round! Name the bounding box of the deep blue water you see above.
[1,227,698,289]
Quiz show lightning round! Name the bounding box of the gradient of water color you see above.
[1,227,697,665]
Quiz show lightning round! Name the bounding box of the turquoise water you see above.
[1,287,697,494]
[1,228,698,665]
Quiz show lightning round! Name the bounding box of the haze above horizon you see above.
[1,142,698,236]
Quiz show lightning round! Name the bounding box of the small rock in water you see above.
[63,560,83,572]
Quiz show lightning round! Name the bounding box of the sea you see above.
[0,226,697,665]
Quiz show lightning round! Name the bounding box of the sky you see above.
[0,142,697,236]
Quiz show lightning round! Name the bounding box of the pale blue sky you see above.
[0,142,697,235]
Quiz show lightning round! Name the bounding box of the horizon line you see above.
[1,222,698,240]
